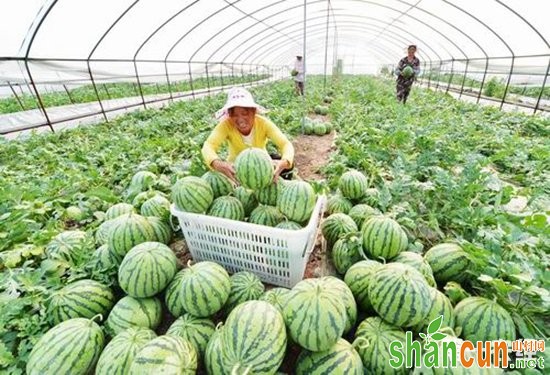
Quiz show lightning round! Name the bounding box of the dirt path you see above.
[292,129,336,180]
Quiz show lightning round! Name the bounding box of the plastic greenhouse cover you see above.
[0,0,549,85]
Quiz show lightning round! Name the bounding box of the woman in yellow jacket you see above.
[202,87,294,184]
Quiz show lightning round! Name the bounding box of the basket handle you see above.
[301,195,326,258]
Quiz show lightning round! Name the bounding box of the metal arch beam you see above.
[495,0,549,50]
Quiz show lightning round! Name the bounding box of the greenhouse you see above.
[0,0,548,374]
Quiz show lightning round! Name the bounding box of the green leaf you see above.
[427,315,443,335]
[85,187,118,203]
[431,332,447,341]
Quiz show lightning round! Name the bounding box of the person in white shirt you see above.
[293,55,304,95]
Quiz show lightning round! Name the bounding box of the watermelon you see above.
[362,216,408,260]
[221,301,287,373]
[277,180,316,223]
[454,297,516,342]
[132,190,159,208]
[140,195,171,221]
[26,318,105,375]
[344,259,383,312]
[255,182,279,206]
[95,327,157,375]
[276,220,302,230]
[202,170,235,198]
[283,277,347,351]
[118,242,177,298]
[146,215,172,244]
[339,170,369,200]
[314,105,329,115]
[249,205,284,227]
[296,338,363,375]
[172,176,214,213]
[107,213,156,257]
[205,328,225,375]
[234,148,274,190]
[348,204,380,228]
[354,317,407,375]
[322,276,358,334]
[105,203,136,220]
[314,122,327,135]
[413,287,455,334]
[88,244,122,273]
[392,251,436,287]
[321,213,358,246]
[179,261,231,317]
[64,205,85,221]
[130,170,157,190]
[166,313,216,359]
[332,234,364,274]
[224,271,265,313]
[106,296,162,335]
[326,194,353,215]
[165,270,186,317]
[304,119,315,135]
[95,219,118,245]
[401,65,414,78]
[424,243,471,283]
[49,279,115,325]
[368,263,432,327]
[129,335,197,374]
[259,287,291,314]
[207,196,245,221]
[234,186,258,216]
[45,230,93,264]
[324,122,333,133]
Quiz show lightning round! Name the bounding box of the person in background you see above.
[395,45,420,104]
[293,55,305,96]
[202,87,294,184]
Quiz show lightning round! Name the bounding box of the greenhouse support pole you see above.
[102,84,111,99]
[220,64,224,90]
[446,59,455,94]
[205,63,211,94]
[164,61,174,102]
[534,56,550,113]
[322,0,330,91]
[62,84,74,104]
[188,62,196,100]
[8,82,26,111]
[86,62,108,122]
[24,60,53,132]
[426,59,432,89]
[477,57,490,103]
[459,59,470,99]
[434,61,443,91]
[133,60,147,109]
[500,55,515,110]
[301,0,307,134]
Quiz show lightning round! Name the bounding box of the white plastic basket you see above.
[170,195,326,288]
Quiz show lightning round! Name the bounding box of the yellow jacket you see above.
[202,115,294,167]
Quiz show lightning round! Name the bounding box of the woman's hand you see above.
[273,159,291,183]
[211,160,238,185]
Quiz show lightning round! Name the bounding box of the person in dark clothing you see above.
[395,45,420,104]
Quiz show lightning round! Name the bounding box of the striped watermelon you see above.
[95,219,118,245]
[172,176,214,213]
[131,190,159,208]
[105,203,136,220]
[344,259,383,312]
[339,170,369,200]
[277,181,316,223]
[202,170,235,198]
[362,216,408,260]
[221,301,287,373]
[129,335,197,374]
[322,276,358,334]
[88,244,122,273]
[296,338,363,375]
[314,122,327,135]
[207,196,245,221]
[360,187,380,207]
[106,296,162,336]
[276,220,302,230]
[118,242,177,298]
[424,243,471,283]
[348,203,380,228]
[26,317,105,375]
[368,263,432,327]
[49,279,115,325]
[130,170,157,190]
[146,216,172,244]
[249,205,284,227]
[107,213,156,257]
[326,194,353,215]
[283,277,347,351]
[259,287,291,314]
[140,195,171,221]
[165,270,186,317]
[95,327,157,375]
[234,186,258,216]
[454,296,516,342]
[321,213,358,246]
[166,313,216,359]
[234,148,274,190]
[179,261,231,317]
[392,251,436,287]
[413,287,455,334]
[354,317,406,375]
[224,271,265,313]
[45,230,94,264]
[205,328,225,375]
[331,234,363,274]
[256,181,279,206]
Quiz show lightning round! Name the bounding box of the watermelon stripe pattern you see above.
[331,236,363,275]
[296,338,363,375]
[259,287,291,314]
[348,204,379,228]
[326,194,353,215]
[205,329,225,375]
[146,216,172,244]
[105,203,136,220]
[129,335,197,373]
[344,260,383,312]
[321,213,358,246]
[107,213,156,257]
[118,242,177,298]
[106,296,162,336]
[172,176,214,213]
[424,243,471,283]
[166,313,216,359]
[413,288,455,333]
[392,251,436,287]
[249,205,284,227]
[221,301,287,373]
[141,195,171,221]
[362,216,408,260]
[130,171,157,190]
[95,219,118,245]
[224,271,265,313]
[277,181,316,223]
[165,270,186,317]
[234,186,258,216]
[368,263,431,327]
[45,230,93,264]
[276,220,302,230]
[26,318,105,375]
[234,148,274,190]
[454,296,516,342]
[95,327,157,375]
[202,171,235,198]
[207,196,245,221]
[49,279,115,325]
[180,261,231,317]
[322,276,358,334]
[339,170,369,200]
[255,182,279,206]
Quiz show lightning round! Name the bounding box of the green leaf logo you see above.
[427,315,443,335]
[424,315,447,343]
